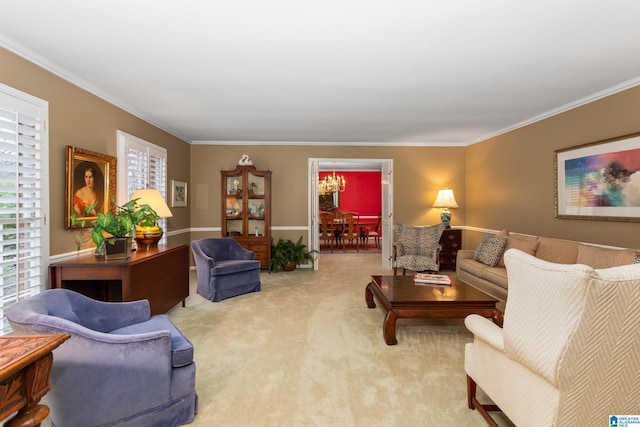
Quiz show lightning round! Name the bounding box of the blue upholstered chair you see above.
[191,237,261,302]
[6,289,198,427]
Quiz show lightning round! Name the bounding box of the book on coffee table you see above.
[413,273,452,286]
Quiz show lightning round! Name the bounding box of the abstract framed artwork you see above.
[554,132,640,222]
[65,146,117,229]
[171,180,187,207]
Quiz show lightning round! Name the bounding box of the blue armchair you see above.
[6,288,197,427]
[191,237,261,302]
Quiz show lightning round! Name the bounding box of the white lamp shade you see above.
[433,188,459,208]
[131,189,173,218]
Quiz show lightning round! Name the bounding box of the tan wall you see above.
[0,47,191,256]
[190,145,466,244]
[465,86,640,250]
[4,43,638,257]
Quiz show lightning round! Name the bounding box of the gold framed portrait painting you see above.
[65,146,117,229]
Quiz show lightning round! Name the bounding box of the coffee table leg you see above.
[383,310,398,345]
[365,281,376,308]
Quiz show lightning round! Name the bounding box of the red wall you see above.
[319,171,381,216]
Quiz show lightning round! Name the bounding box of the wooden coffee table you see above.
[365,275,498,345]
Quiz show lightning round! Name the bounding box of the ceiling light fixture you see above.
[318,163,346,195]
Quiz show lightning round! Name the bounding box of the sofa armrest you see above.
[457,249,475,260]
[465,314,504,351]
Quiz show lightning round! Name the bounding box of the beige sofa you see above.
[456,229,639,309]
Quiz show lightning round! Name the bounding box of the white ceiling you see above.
[2,1,640,145]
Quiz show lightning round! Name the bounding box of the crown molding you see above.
[466,76,640,146]
[0,35,190,144]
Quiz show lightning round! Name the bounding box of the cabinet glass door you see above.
[225,174,243,236]
[247,171,266,237]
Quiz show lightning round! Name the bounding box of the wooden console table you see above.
[49,244,189,314]
[0,334,70,426]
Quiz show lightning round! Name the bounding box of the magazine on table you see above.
[413,273,452,286]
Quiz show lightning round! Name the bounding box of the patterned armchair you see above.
[465,249,640,426]
[392,223,445,275]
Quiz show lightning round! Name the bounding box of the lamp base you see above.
[440,209,452,229]
[135,225,163,250]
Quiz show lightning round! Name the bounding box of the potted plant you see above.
[71,198,160,258]
[267,237,318,273]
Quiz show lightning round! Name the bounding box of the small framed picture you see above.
[65,146,117,229]
[171,180,188,207]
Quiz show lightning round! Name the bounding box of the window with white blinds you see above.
[0,85,49,335]
[116,131,168,234]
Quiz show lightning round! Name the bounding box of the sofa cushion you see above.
[111,314,194,367]
[481,266,509,289]
[535,237,579,264]
[576,243,638,269]
[473,234,508,267]
[498,234,540,267]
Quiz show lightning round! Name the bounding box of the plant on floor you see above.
[70,198,160,250]
[268,237,318,273]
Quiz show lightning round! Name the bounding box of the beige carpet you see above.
[169,253,515,427]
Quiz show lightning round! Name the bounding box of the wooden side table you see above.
[439,228,462,270]
[0,334,70,426]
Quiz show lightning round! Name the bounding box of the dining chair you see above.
[365,212,382,249]
[319,211,335,252]
[341,212,360,252]
[333,211,347,248]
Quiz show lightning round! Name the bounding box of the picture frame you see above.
[554,132,640,222]
[65,146,117,229]
[171,180,188,207]
[319,192,339,211]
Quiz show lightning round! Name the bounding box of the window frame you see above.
[116,130,169,239]
[0,83,49,335]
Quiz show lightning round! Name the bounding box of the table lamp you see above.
[131,188,173,250]
[433,188,459,228]
[226,195,241,215]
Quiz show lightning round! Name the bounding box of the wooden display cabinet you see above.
[221,165,272,269]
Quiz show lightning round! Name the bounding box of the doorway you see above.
[308,158,393,270]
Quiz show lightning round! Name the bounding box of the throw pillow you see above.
[474,234,508,267]
[498,235,540,267]
[576,244,638,269]
[629,255,640,265]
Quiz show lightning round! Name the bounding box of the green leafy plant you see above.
[267,237,318,273]
[70,198,160,249]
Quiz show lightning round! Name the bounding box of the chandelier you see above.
[318,164,346,195]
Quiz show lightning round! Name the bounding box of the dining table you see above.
[329,217,377,250]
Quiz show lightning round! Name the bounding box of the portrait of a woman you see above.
[73,161,104,217]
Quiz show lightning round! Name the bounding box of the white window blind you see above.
[116,131,168,233]
[0,86,48,335]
